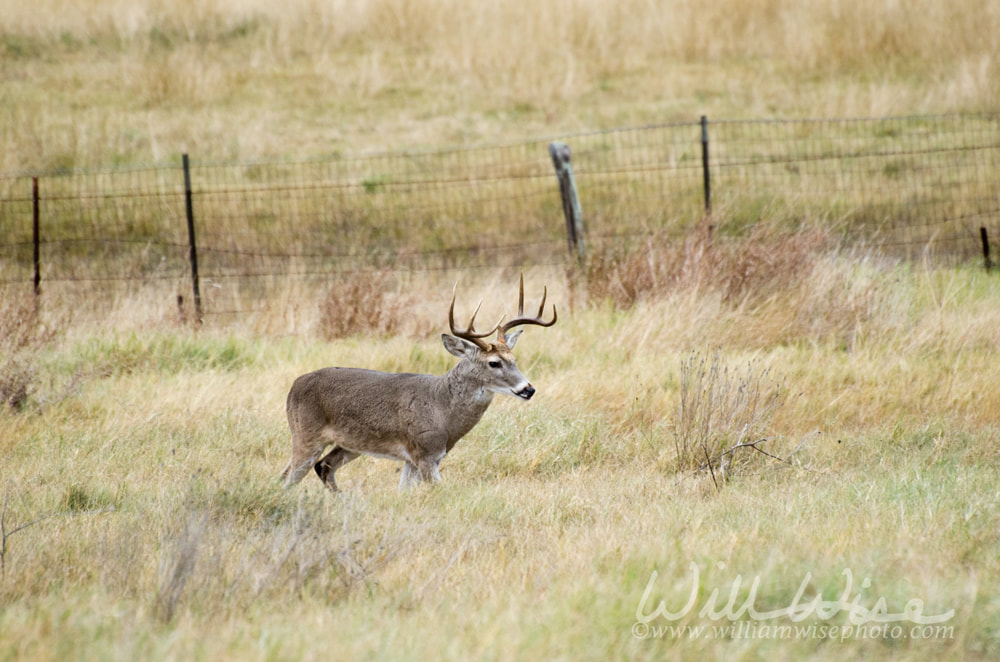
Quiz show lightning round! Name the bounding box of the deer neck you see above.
[439,360,495,446]
[442,359,496,411]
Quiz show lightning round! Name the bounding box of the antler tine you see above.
[449,284,501,350]
[516,272,525,317]
[466,299,483,332]
[499,274,558,336]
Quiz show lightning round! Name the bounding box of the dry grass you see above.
[2,0,998,170]
[584,225,829,309]
[317,268,409,340]
[583,225,903,353]
[0,294,58,410]
[2,250,999,659]
[2,0,1000,658]
[673,351,787,476]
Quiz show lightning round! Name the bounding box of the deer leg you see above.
[281,433,326,488]
[314,446,359,492]
[399,462,419,490]
[399,459,441,489]
[401,439,445,490]
[415,455,443,484]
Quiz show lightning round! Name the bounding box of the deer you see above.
[280,275,557,491]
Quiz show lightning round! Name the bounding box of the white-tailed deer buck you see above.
[281,276,557,491]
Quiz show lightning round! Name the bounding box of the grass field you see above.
[2,0,998,170]
[2,1,1000,660]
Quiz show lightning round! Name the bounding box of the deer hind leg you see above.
[281,432,327,488]
[314,446,360,492]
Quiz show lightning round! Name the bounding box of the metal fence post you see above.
[700,115,712,219]
[981,227,992,273]
[182,154,203,323]
[548,141,585,266]
[32,177,40,305]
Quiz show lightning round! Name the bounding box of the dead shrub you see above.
[713,225,828,304]
[584,224,830,309]
[317,269,407,340]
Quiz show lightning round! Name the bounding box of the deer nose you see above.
[516,384,535,400]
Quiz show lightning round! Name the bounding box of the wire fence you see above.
[1,113,998,324]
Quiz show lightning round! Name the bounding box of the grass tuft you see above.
[673,351,788,476]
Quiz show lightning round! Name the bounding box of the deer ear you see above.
[503,329,523,349]
[442,333,478,358]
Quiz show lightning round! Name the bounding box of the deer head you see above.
[442,274,557,400]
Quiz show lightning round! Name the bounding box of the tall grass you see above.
[3,239,1000,657]
[2,0,997,170]
[317,268,410,340]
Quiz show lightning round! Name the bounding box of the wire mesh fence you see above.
[707,115,1000,258]
[1,113,998,326]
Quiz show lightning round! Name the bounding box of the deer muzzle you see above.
[515,384,536,400]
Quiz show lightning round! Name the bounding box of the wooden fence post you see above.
[548,141,585,266]
[182,154,203,323]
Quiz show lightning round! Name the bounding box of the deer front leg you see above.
[399,439,445,490]
[398,458,441,491]
[417,456,442,483]
[399,462,419,490]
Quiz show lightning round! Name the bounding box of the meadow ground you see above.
[2,0,1000,659]
[2,251,999,660]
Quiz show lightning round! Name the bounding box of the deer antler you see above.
[499,273,557,338]
[449,285,503,351]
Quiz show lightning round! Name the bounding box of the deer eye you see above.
[488,360,502,369]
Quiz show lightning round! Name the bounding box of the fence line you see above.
[1,114,998,324]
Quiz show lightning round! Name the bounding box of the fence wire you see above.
[1,114,998,323]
